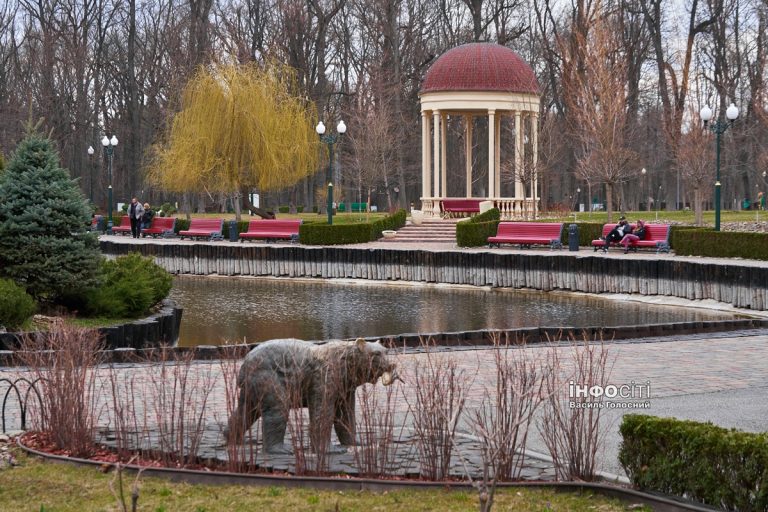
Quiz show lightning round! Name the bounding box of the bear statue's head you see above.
[344,338,399,387]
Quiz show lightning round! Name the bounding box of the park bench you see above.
[239,219,302,243]
[591,223,671,253]
[338,202,368,213]
[441,198,482,218]
[110,216,132,235]
[178,218,224,241]
[488,222,564,249]
[89,215,103,233]
[141,217,176,238]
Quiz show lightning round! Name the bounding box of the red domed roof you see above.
[421,43,538,95]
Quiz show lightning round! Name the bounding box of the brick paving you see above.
[3,330,768,480]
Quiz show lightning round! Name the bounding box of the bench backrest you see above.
[247,219,302,232]
[442,199,481,210]
[118,215,131,227]
[150,217,176,230]
[496,222,563,238]
[643,223,670,241]
[188,218,223,232]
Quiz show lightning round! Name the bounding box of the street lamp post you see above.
[656,185,662,221]
[641,167,648,211]
[101,134,118,232]
[87,146,95,203]
[700,103,739,231]
[316,120,347,225]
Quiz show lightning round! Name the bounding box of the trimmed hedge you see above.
[673,228,768,260]
[619,414,768,510]
[456,208,501,247]
[300,209,407,245]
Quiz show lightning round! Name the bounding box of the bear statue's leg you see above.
[308,397,346,454]
[261,406,292,454]
[333,391,357,447]
[224,386,261,444]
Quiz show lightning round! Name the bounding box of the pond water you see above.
[169,276,735,347]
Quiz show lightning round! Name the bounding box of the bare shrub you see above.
[18,322,104,457]
[406,338,474,481]
[143,349,216,466]
[472,334,550,482]
[104,364,144,459]
[537,336,614,481]
[217,344,258,472]
[348,369,406,478]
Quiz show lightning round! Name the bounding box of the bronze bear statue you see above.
[225,338,397,454]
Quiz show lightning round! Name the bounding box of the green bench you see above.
[337,202,368,213]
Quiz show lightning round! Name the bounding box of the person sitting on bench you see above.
[602,216,631,248]
[620,219,645,253]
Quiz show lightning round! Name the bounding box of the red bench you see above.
[89,215,103,232]
[239,219,302,243]
[110,216,132,235]
[141,217,176,238]
[592,223,671,253]
[178,218,224,241]
[488,222,564,249]
[441,198,482,218]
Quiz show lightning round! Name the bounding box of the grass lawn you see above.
[545,209,767,225]
[0,449,649,512]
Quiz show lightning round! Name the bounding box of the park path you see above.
[3,330,767,479]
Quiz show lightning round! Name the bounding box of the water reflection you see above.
[169,276,734,347]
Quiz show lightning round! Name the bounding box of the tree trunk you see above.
[240,186,275,219]
[694,186,703,226]
[605,182,614,223]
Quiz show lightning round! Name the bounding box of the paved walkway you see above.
[102,232,768,270]
[3,330,767,479]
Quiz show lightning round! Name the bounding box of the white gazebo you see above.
[419,43,541,219]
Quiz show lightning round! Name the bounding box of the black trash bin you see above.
[568,223,579,251]
[228,219,238,242]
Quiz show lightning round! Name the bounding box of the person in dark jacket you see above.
[601,216,630,250]
[141,203,155,234]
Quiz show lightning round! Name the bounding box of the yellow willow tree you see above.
[147,62,319,220]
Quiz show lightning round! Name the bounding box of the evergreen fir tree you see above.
[0,133,100,302]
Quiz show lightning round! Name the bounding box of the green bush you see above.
[160,202,177,216]
[0,133,100,302]
[456,208,501,247]
[85,253,173,318]
[619,414,768,510]
[559,222,604,247]
[300,209,407,245]
[278,206,289,214]
[174,218,191,233]
[370,209,407,238]
[672,228,768,260]
[0,278,36,329]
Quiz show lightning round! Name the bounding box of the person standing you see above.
[128,197,145,238]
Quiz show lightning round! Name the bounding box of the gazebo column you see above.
[421,111,431,200]
[494,112,501,197]
[441,113,448,197]
[432,110,441,197]
[515,111,524,199]
[488,109,496,198]
[465,114,472,197]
